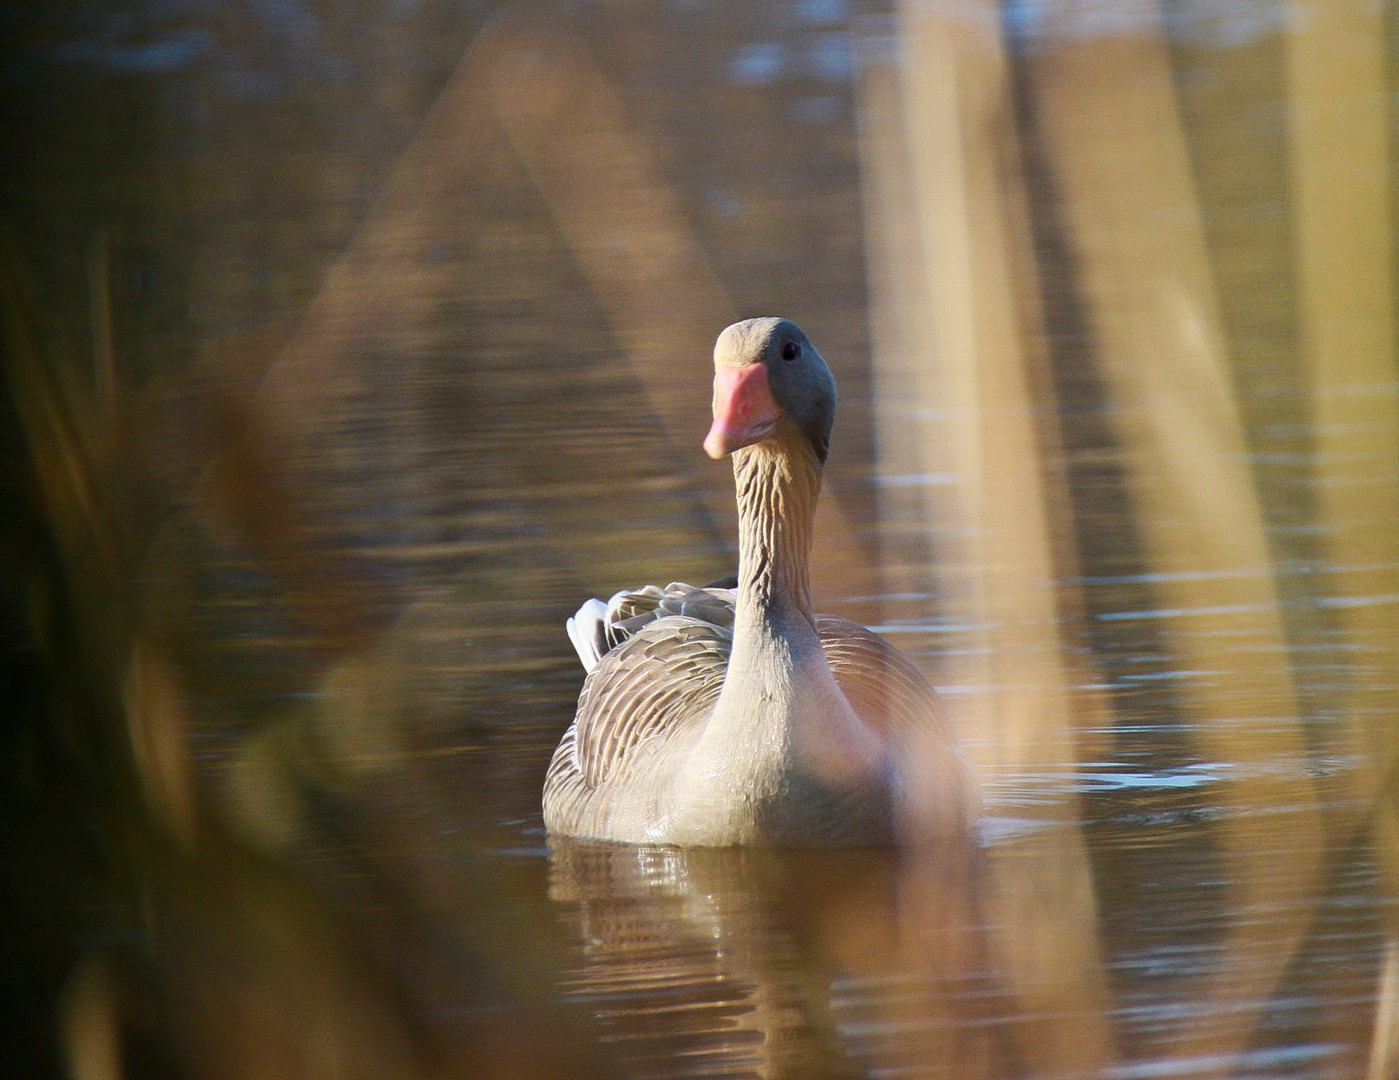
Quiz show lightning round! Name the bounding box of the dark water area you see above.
[5,2,1399,1078]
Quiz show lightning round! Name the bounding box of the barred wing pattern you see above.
[573,617,731,787]
[544,614,730,837]
[815,614,952,739]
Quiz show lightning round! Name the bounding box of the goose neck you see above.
[731,436,821,629]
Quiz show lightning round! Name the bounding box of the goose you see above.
[543,317,979,846]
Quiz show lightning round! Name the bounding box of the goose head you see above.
[703,317,836,466]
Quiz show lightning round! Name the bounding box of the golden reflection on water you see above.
[548,839,995,1079]
[4,1,1398,1078]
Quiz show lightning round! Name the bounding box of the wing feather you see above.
[571,615,730,789]
[817,614,952,738]
[565,582,736,671]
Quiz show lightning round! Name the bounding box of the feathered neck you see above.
[730,426,823,632]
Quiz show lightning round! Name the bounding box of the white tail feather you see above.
[565,598,610,673]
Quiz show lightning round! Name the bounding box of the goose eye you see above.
[780,340,801,361]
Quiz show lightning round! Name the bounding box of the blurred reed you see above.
[1019,5,1323,1073]
[857,5,1115,1075]
[1284,2,1399,1073]
[481,12,883,611]
[6,176,610,1080]
[863,0,1392,1075]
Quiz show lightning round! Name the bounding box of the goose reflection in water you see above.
[548,836,1001,1079]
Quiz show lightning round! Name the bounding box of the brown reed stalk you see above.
[1021,2,1323,1073]
[856,5,1118,1075]
[1283,2,1399,1073]
[480,14,882,614]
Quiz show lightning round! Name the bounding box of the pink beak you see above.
[703,363,782,459]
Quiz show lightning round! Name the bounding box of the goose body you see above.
[543,318,978,846]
